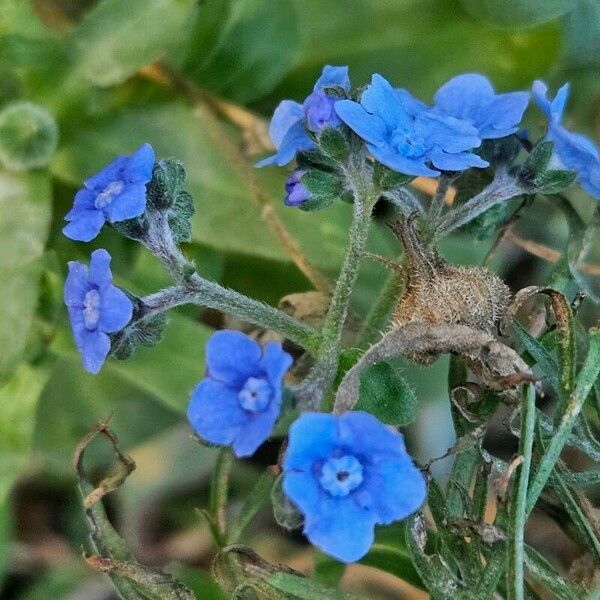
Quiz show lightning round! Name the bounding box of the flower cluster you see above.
[533,80,600,199]
[187,330,292,458]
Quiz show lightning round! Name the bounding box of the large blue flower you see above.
[63,143,155,241]
[335,74,487,177]
[283,411,426,563]
[187,330,293,458]
[533,80,600,199]
[434,73,529,140]
[64,249,133,374]
[256,65,351,167]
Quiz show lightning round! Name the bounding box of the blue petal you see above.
[104,183,147,222]
[187,378,248,445]
[477,92,529,139]
[284,412,337,471]
[395,88,428,116]
[283,470,322,516]
[65,188,96,220]
[84,155,128,191]
[303,494,377,563]
[261,341,292,388]
[206,330,262,388]
[64,261,90,307]
[123,143,155,183]
[581,164,600,199]
[256,120,315,167]
[269,100,304,148]
[74,326,111,374]
[417,112,481,153]
[99,285,133,333]
[533,80,569,123]
[361,74,409,129]
[89,249,113,289]
[334,100,387,145]
[314,65,351,92]
[337,411,407,457]
[232,407,279,457]
[428,149,488,171]
[364,457,426,524]
[62,210,105,242]
[434,74,494,122]
[368,145,440,177]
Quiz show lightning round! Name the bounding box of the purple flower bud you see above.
[303,90,342,133]
[284,170,312,207]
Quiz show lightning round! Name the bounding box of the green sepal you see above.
[463,200,510,240]
[109,297,167,360]
[271,474,303,530]
[518,140,553,186]
[297,169,343,212]
[533,169,577,194]
[373,162,414,191]
[356,361,418,426]
[169,190,195,243]
[317,127,349,162]
[478,135,522,165]
[296,149,336,170]
[109,214,149,241]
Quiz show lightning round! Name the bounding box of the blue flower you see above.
[63,143,155,241]
[284,170,312,207]
[64,249,133,374]
[187,330,293,458]
[433,74,529,140]
[335,74,487,177]
[533,80,600,199]
[283,411,426,563]
[256,66,350,167]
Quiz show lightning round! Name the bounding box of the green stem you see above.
[525,329,600,517]
[507,384,536,600]
[210,448,234,543]
[295,162,377,410]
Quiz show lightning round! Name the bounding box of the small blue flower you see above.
[283,411,426,563]
[187,330,293,458]
[63,143,155,241]
[335,74,487,177]
[533,80,600,199]
[256,66,350,168]
[434,74,529,140]
[64,249,133,374]
[284,170,312,207]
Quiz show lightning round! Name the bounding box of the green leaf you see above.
[533,169,577,194]
[0,170,51,378]
[359,539,423,590]
[182,0,300,103]
[459,0,575,28]
[357,361,418,426]
[266,573,365,600]
[314,551,345,588]
[70,0,198,86]
[0,362,50,504]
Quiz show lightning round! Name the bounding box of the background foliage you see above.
[1,0,600,598]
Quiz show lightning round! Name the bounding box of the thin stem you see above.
[382,187,424,216]
[140,275,320,353]
[507,384,536,600]
[295,162,377,409]
[428,173,454,227]
[210,448,234,541]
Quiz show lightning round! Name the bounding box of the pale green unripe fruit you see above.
[0,101,59,171]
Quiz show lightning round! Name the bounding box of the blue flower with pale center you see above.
[63,143,155,241]
[283,411,426,563]
[433,74,529,140]
[533,80,600,199]
[64,249,133,374]
[284,170,312,207]
[256,65,351,167]
[187,330,293,458]
[335,74,487,177]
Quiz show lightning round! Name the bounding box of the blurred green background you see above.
[1,1,599,598]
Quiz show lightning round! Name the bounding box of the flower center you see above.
[83,288,101,330]
[319,455,364,497]
[390,128,426,158]
[95,180,125,209]
[304,90,341,133]
[238,377,272,412]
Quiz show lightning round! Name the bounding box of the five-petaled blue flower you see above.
[256,65,350,168]
[533,80,600,199]
[284,170,312,207]
[335,74,487,177]
[64,249,133,374]
[187,330,293,458]
[434,73,529,140]
[283,411,426,563]
[63,143,155,241]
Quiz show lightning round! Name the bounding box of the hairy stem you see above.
[507,384,536,600]
[210,448,234,542]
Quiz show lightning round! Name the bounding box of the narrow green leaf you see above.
[524,545,583,600]
[266,572,365,600]
[313,551,345,588]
